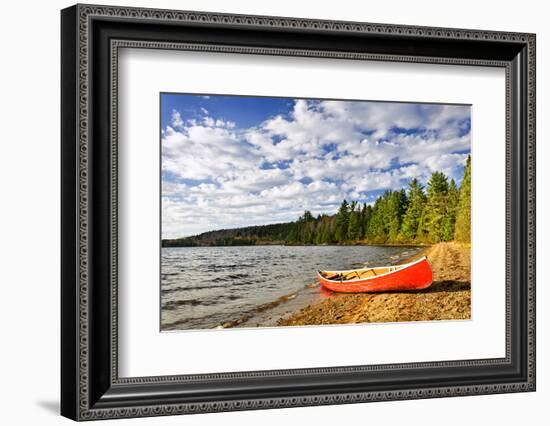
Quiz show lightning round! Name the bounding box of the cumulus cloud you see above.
[161,98,470,238]
[170,109,184,130]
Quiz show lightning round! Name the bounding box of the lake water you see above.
[161,245,422,330]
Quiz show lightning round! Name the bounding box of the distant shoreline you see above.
[162,241,431,248]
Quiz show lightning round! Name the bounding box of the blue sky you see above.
[161,94,471,238]
[161,93,292,129]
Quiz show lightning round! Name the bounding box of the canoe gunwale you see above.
[318,256,428,284]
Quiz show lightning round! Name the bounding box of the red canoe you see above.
[317,256,433,293]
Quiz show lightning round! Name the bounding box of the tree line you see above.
[287,155,470,245]
[162,156,470,247]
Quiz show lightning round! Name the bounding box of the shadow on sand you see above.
[418,280,471,294]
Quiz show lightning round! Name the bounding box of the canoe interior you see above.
[321,267,396,282]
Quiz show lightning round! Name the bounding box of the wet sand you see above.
[277,242,471,326]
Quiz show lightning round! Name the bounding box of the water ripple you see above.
[161,245,422,330]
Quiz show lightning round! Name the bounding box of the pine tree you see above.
[400,178,426,241]
[442,178,459,241]
[334,200,350,242]
[387,190,407,241]
[367,196,387,243]
[318,215,333,244]
[286,222,300,243]
[314,216,324,244]
[300,210,314,222]
[347,201,362,241]
[455,156,471,242]
[303,221,314,244]
[360,203,372,239]
[422,172,449,243]
[328,216,336,243]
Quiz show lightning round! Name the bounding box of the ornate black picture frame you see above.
[61,4,536,421]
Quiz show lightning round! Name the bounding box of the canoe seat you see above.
[325,273,342,281]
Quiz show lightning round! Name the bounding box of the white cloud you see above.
[161,99,471,238]
[170,109,184,130]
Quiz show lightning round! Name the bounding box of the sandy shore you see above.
[277,242,471,326]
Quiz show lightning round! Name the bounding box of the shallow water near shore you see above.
[161,245,423,331]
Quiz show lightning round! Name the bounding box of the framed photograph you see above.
[61,4,536,421]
